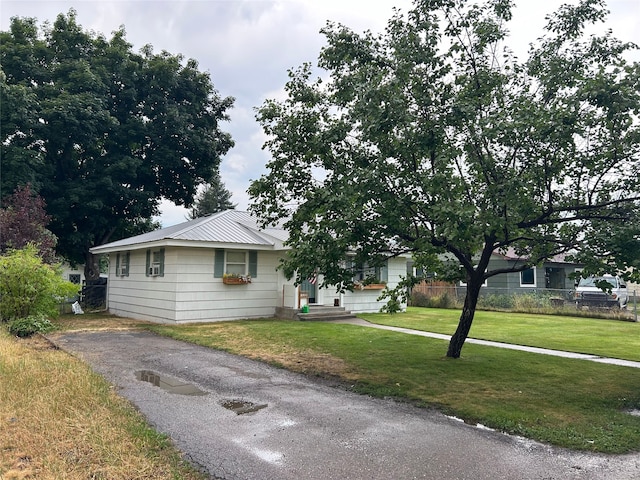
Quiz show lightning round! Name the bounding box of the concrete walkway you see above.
[332,317,640,369]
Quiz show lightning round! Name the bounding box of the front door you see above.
[300,279,317,304]
[545,267,565,290]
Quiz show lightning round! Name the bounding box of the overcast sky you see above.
[2,0,639,227]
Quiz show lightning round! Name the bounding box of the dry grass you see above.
[0,330,205,480]
[53,312,153,332]
[151,322,358,381]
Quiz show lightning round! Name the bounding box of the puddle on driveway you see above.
[221,399,268,415]
[135,370,208,396]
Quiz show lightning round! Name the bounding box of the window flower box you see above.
[354,281,386,290]
[223,274,251,285]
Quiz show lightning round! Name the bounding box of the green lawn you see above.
[359,307,640,361]
[147,309,640,454]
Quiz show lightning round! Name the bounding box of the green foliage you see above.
[8,314,55,337]
[0,11,234,270]
[412,291,460,309]
[249,0,640,357]
[512,293,552,311]
[0,245,79,322]
[569,209,640,283]
[379,292,402,314]
[476,293,515,310]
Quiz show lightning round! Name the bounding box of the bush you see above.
[8,315,55,337]
[0,244,79,322]
[477,293,514,310]
[410,291,459,309]
[513,293,551,310]
[410,291,429,307]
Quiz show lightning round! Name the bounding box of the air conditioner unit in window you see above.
[149,262,161,276]
[118,266,128,276]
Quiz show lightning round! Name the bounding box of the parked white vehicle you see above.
[575,275,628,309]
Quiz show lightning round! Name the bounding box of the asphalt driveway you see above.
[50,330,640,480]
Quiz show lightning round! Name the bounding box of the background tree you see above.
[188,170,237,219]
[570,207,640,283]
[0,184,58,263]
[249,0,640,358]
[0,11,234,279]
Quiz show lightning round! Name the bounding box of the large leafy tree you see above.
[1,11,234,278]
[249,0,640,358]
[188,170,237,219]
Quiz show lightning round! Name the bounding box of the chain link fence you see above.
[79,278,107,310]
[411,282,638,321]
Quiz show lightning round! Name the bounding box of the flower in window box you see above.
[222,273,251,284]
[355,277,387,290]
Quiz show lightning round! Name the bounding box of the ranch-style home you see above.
[89,210,407,324]
[488,248,582,291]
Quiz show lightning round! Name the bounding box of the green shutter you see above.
[159,248,165,277]
[125,252,130,277]
[115,253,120,276]
[145,250,150,277]
[214,249,225,277]
[249,251,258,278]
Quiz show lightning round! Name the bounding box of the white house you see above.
[89,210,407,324]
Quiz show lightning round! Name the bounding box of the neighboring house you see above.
[488,249,581,291]
[412,249,582,295]
[60,263,85,286]
[89,210,407,324]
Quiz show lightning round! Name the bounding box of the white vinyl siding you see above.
[108,247,278,323]
[340,256,407,314]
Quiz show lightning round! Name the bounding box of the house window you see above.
[226,251,247,275]
[116,252,130,277]
[146,248,165,277]
[520,267,536,287]
[348,258,388,283]
[459,266,488,287]
[459,276,488,287]
[214,249,258,278]
[69,274,81,284]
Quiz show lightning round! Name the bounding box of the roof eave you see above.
[90,238,288,254]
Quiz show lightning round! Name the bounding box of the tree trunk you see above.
[84,251,101,281]
[446,277,483,358]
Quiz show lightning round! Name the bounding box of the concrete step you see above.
[297,305,357,322]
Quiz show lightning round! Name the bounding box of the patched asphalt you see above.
[49,329,640,480]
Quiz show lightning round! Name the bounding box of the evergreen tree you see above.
[189,171,237,219]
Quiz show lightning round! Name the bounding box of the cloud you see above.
[2,0,638,227]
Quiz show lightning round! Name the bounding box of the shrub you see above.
[513,293,551,310]
[410,291,429,307]
[477,293,514,310]
[0,244,79,322]
[8,315,55,337]
[410,291,459,309]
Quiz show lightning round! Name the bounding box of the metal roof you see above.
[90,210,289,253]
